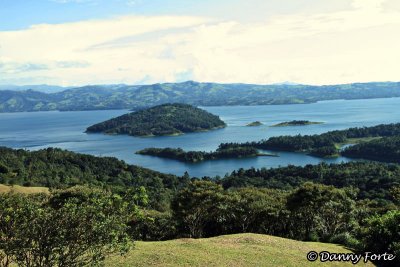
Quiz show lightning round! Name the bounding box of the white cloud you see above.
[1,0,399,85]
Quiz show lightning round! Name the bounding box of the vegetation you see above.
[0,186,139,267]
[218,122,400,158]
[342,136,400,163]
[106,233,373,267]
[271,120,323,127]
[0,146,186,211]
[246,121,263,126]
[86,103,226,137]
[220,161,400,203]
[1,81,400,112]
[1,147,399,265]
[136,145,271,163]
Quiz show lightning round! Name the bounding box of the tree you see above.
[171,180,224,238]
[221,188,287,235]
[0,186,137,267]
[361,210,400,266]
[286,182,357,241]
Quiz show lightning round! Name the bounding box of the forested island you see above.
[246,121,263,126]
[136,145,275,163]
[271,120,323,127]
[1,81,400,112]
[135,123,400,162]
[86,103,226,137]
[217,123,400,159]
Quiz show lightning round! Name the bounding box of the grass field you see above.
[0,184,49,194]
[107,233,375,267]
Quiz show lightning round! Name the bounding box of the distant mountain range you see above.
[0,81,399,113]
[0,84,72,93]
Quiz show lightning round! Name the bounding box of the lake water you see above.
[1,97,399,177]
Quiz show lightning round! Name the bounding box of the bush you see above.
[329,232,361,249]
[0,187,136,267]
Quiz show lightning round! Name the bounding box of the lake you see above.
[1,97,399,177]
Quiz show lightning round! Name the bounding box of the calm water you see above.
[1,98,399,177]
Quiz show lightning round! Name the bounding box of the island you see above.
[86,103,226,137]
[271,120,324,127]
[136,145,277,163]
[246,121,263,127]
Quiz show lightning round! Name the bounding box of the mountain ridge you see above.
[1,81,400,112]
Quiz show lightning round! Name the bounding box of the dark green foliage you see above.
[1,146,399,260]
[86,103,226,136]
[170,181,360,243]
[221,162,400,203]
[310,145,339,157]
[217,187,288,236]
[286,183,357,241]
[343,136,400,163]
[137,145,261,163]
[128,210,177,241]
[2,81,400,112]
[219,122,400,158]
[0,146,188,211]
[361,210,400,266]
[0,187,135,267]
[171,180,225,238]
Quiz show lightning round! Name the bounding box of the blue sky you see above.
[0,0,399,85]
[0,0,353,31]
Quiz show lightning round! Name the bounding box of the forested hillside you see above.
[0,146,186,210]
[342,136,400,163]
[1,147,399,266]
[1,81,400,112]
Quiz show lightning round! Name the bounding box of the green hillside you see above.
[1,81,400,112]
[86,103,226,137]
[107,233,375,267]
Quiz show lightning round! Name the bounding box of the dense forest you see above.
[86,103,226,137]
[1,81,400,112]
[136,146,266,163]
[342,136,400,163]
[218,122,400,158]
[1,147,399,266]
[220,162,400,204]
[0,146,187,210]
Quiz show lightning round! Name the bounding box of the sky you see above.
[0,0,399,86]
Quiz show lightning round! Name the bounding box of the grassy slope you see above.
[107,233,374,267]
[0,184,49,194]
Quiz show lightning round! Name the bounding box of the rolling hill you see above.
[106,233,375,267]
[0,81,400,112]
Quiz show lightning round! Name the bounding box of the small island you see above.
[246,121,263,127]
[136,145,277,163]
[271,120,324,127]
[86,103,226,137]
